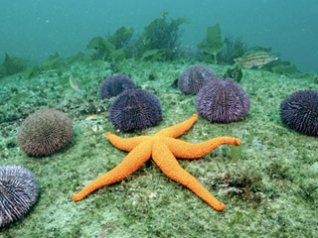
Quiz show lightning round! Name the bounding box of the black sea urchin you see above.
[100,74,136,99]
[18,108,73,157]
[280,90,318,136]
[0,165,39,228]
[196,79,250,123]
[109,89,162,131]
[178,65,218,94]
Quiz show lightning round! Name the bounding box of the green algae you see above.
[198,24,223,64]
[0,53,27,79]
[0,59,318,237]
[137,12,189,61]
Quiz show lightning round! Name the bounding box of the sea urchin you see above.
[0,165,39,228]
[178,65,218,94]
[196,79,250,123]
[280,90,318,136]
[109,89,162,131]
[18,108,73,157]
[100,74,136,99]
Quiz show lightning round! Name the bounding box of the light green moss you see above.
[0,59,317,237]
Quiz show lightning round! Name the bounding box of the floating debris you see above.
[234,50,278,69]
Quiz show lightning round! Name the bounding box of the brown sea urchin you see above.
[0,165,39,228]
[18,108,73,157]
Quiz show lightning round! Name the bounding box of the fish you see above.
[234,50,278,69]
[85,114,104,121]
[69,77,81,93]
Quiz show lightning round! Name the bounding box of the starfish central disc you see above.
[71,114,241,212]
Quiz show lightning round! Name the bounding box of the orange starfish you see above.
[71,114,240,211]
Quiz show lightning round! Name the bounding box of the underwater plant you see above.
[178,65,218,94]
[280,90,318,136]
[86,26,134,61]
[18,108,73,156]
[108,26,134,49]
[0,53,27,78]
[109,89,162,131]
[219,37,247,64]
[99,74,136,99]
[0,165,39,228]
[136,12,189,61]
[223,65,243,83]
[264,59,298,75]
[86,36,116,60]
[197,24,223,64]
[196,79,250,123]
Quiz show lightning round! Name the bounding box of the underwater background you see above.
[1,0,318,72]
[1,1,318,238]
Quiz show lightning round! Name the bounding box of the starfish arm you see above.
[152,141,225,211]
[106,132,151,152]
[71,140,152,202]
[163,137,241,159]
[155,114,198,138]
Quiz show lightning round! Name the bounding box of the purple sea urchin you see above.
[109,89,162,131]
[0,165,39,228]
[100,74,136,99]
[280,90,318,136]
[18,108,73,157]
[178,65,218,94]
[196,79,250,123]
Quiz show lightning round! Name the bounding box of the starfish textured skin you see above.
[71,114,241,211]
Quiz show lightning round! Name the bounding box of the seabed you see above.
[0,59,317,237]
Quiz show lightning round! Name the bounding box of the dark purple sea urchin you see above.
[100,74,136,99]
[178,65,218,94]
[280,90,318,136]
[18,108,73,157]
[196,79,250,123]
[0,165,39,228]
[109,89,162,131]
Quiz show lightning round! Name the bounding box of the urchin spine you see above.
[18,109,73,157]
[109,89,162,131]
[0,166,39,228]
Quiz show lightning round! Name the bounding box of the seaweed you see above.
[197,24,223,64]
[86,26,134,61]
[26,53,65,78]
[108,26,134,49]
[264,59,298,75]
[219,37,247,64]
[0,53,27,78]
[86,36,115,60]
[223,65,243,83]
[136,12,189,61]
